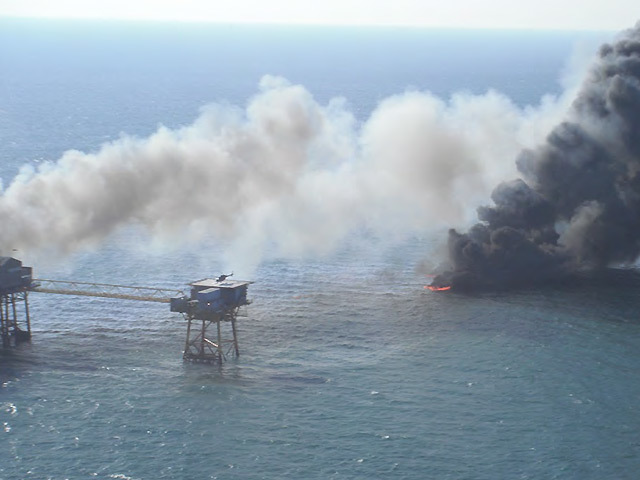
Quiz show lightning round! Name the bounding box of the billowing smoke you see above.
[0,74,568,272]
[431,23,640,291]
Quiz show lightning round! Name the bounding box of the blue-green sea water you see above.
[2,19,640,479]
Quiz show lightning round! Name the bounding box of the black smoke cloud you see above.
[432,23,640,291]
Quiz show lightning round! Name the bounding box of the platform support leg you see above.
[183,315,193,359]
[11,294,18,338]
[231,316,239,357]
[24,292,31,337]
[0,296,8,348]
[200,318,207,358]
[183,309,242,363]
[216,320,223,363]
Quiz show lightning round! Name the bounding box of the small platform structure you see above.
[170,278,251,363]
[0,257,33,347]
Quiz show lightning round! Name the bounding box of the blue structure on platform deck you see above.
[170,278,252,362]
[170,278,250,317]
[0,257,34,347]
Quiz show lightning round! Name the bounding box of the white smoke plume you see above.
[0,75,574,270]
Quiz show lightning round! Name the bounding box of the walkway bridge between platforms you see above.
[31,279,184,303]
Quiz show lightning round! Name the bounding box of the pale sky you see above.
[0,0,638,31]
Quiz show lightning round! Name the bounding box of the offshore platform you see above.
[0,256,252,363]
[0,257,33,347]
[170,277,252,362]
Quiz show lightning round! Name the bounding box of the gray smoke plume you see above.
[431,23,640,291]
[0,74,568,273]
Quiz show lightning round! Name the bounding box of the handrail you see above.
[31,279,184,303]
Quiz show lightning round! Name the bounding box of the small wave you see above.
[268,373,329,385]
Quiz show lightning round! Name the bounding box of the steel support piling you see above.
[0,291,32,347]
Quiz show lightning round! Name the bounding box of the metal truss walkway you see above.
[32,279,184,303]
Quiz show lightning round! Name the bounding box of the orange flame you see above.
[424,285,452,292]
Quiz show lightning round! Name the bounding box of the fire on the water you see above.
[424,285,452,292]
[423,273,452,291]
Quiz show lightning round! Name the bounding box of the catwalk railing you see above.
[32,279,184,303]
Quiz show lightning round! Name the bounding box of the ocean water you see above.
[2,19,640,479]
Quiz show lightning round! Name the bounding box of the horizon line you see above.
[0,14,618,33]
